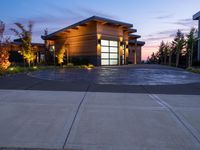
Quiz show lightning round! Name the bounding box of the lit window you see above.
[110,47,118,53]
[110,41,118,47]
[110,59,118,65]
[101,53,109,59]
[101,40,109,46]
[101,59,109,65]
[101,46,109,52]
[110,53,118,59]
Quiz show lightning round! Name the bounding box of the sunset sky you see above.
[0,0,199,60]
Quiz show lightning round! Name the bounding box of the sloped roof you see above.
[42,16,133,40]
[193,11,200,20]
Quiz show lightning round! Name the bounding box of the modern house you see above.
[193,11,200,61]
[42,16,145,66]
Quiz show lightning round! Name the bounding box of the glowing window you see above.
[101,53,109,59]
[101,40,109,46]
[101,59,109,65]
[110,53,118,59]
[101,46,109,52]
[110,41,118,47]
[110,47,118,53]
[110,59,118,65]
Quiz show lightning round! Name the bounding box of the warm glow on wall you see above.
[97,34,101,55]
[119,37,123,42]
[97,34,101,40]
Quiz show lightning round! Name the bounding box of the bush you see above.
[186,67,200,74]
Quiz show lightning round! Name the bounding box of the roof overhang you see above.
[129,40,145,46]
[42,16,133,40]
[129,34,141,40]
[193,11,200,20]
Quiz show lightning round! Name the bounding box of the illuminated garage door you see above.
[101,40,118,65]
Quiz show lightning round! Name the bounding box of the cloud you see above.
[168,18,198,27]
[155,14,174,19]
[78,7,117,19]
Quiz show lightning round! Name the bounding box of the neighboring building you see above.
[193,11,200,61]
[42,16,145,66]
[8,39,45,65]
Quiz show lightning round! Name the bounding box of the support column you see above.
[134,40,137,64]
[198,19,200,61]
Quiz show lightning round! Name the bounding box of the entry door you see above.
[101,40,118,65]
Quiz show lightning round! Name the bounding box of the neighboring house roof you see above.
[13,38,44,46]
[193,11,200,20]
[42,16,134,40]
[129,40,145,46]
[11,41,44,47]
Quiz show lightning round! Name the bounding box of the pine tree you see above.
[186,28,197,67]
[158,41,165,64]
[172,30,185,67]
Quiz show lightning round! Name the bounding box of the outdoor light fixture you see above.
[120,41,124,46]
[98,39,101,45]
[97,34,101,46]
[125,41,129,48]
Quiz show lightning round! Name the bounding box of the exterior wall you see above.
[128,44,142,64]
[48,22,98,65]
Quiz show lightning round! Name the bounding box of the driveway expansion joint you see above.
[62,84,90,149]
[150,94,200,146]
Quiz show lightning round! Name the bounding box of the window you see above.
[101,40,109,46]
[101,40,118,65]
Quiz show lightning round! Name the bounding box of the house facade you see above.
[42,16,145,66]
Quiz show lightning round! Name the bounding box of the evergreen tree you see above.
[158,41,165,64]
[172,30,185,67]
[186,28,197,67]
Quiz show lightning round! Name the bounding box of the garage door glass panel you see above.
[110,47,118,53]
[101,46,109,53]
[110,41,118,47]
[101,40,109,46]
[110,53,118,59]
[101,53,109,59]
[110,59,118,65]
[101,59,109,65]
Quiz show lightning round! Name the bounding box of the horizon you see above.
[0,0,199,60]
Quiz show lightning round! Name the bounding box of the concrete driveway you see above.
[0,64,200,150]
[29,64,200,85]
[0,90,200,150]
